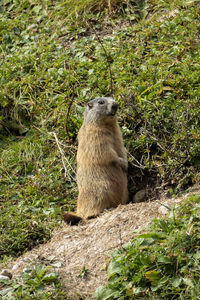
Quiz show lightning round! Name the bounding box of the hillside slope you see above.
[1,188,200,299]
[0,0,200,285]
[1,193,187,299]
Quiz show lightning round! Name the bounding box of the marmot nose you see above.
[111,102,118,114]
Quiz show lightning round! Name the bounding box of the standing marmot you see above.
[63,97,128,225]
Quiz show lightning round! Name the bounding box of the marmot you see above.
[63,97,128,225]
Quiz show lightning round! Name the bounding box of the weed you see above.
[0,264,68,299]
[95,195,200,299]
[78,266,90,279]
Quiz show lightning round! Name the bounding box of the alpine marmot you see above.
[63,97,128,225]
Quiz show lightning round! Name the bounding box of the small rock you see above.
[46,255,56,261]
[0,275,10,280]
[133,190,146,203]
[0,269,12,279]
[158,204,170,215]
[51,261,62,268]
[23,257,31,262]
[12,263,21,271]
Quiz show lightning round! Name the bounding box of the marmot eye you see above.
[98,100,105,105]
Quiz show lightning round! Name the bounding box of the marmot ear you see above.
[87,102,93,109]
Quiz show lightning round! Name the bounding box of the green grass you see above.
[0,132,77,260]
[1,0,199,193]
[0,0,200,286]
[95,194,200,299]
[0,264,68,299]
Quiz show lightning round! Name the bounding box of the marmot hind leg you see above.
[63,213,82,225]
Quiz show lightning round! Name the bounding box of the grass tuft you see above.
[0,264,68,299]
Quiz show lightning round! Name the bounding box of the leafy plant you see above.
[78,266,90,279]
[95,195,200,299]
[0,264,68,299]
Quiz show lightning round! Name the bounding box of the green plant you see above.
[0,264,68,299]
[0,133,77,261]
[78,266,90,279]
[95,195,200,299]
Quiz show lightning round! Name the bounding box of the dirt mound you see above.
[4,189,198,299]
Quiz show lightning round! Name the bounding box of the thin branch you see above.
[53,132,76,181]
[53,132,68,177]
[127,151,146,170]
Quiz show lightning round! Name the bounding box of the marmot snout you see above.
[108,101,118,116]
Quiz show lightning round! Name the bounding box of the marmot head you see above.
[84,97,118,124]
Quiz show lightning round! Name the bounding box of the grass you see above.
[95,194,200,299]
[0,0,200,297]
[0,264,68,299]
[0,132,77,260]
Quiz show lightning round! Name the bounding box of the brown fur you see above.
[63,97,128,225]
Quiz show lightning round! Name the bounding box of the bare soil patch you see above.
[3,188,199,299]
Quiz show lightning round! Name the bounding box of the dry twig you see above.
[53,132,76,181]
